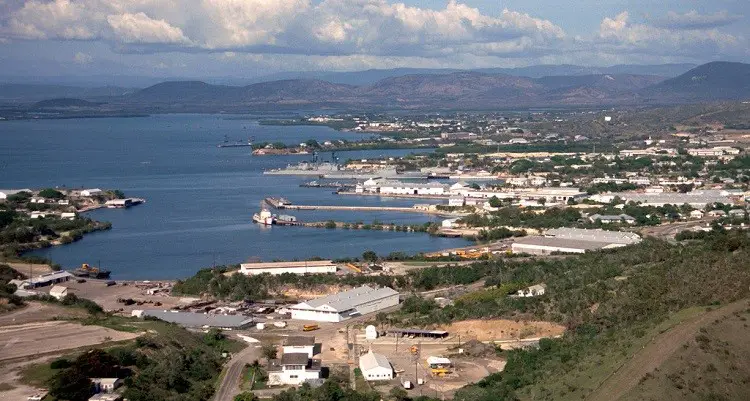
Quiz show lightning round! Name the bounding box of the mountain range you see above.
[4,61,749,111]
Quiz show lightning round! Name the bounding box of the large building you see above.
[9,271,73,289]
[615,190,734,208]
[239,260,337,276]
[511,228,641,255]
[135,310,253,329]
[290,285,400,322]
[359,178,447,195]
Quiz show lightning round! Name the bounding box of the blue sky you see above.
[0,0,747,81]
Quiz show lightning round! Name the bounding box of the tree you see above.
[261,343,278,360]
[362,250,378,262]
[305,139,321,148]
[389,386,410,401]
[325,220,337,229]
[488,196,502,208]
[235,392,259,401]
[39,188,64,199]
[48,368,94,401]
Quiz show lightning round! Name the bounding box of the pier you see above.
[264,197,465,217]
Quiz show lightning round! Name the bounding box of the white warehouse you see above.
[359,178,447,196]
[239,260,337,276]
[290,285,400,322]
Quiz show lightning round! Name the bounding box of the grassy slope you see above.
[620,305,750,401]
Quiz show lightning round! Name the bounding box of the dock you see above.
[264,197,464,217]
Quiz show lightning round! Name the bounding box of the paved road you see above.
[213,341,262,401]
[586,299,749,401]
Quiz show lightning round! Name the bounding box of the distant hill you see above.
[253,63,696,85]
[0,84,134,102]
[8,62,748,111]
[33,98,102,108]
[642,61,750,102]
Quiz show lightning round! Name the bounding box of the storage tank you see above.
[365,325,378,340]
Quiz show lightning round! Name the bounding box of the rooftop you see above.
[285,336,315,347]
[359,350,391,371]
[295,285,398,313]
[240,260,335,269]
[513,236,616,251]
[280,352,310,366]
[141,310,253,328]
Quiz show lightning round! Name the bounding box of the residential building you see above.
[690,210,705,219]
[283,336,316,358]
[268,353,321,386]
[290,285,399,322]
[91,378,122,393]
[359,350,394,381]
[239,260,337,276]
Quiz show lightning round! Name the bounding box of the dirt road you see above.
[586,299,750,401]
[213,342,261,401]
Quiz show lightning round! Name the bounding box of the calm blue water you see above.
[0,115,468,279]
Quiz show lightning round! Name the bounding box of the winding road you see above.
[213,341,262,401]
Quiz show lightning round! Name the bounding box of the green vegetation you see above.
[34,318,234,401]
[383,229,750,401]
[460,207,582,229]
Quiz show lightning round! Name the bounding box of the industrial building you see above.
[588,214,636,224]
[614,190,734,208]
[290,285,400,322]
[134,310,253,329]
[511,228,641,255]
[239,260,337,276]
[387,328,449,339]
[358,178,448,195]
[359,350,394,381]
[9,271,73,289]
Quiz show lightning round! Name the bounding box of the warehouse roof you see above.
[512,236,618,251]
[545,228,641,245]
[240,260,335,269]
[359,350,391,371]
[141,310,253,328]
[295,285,398,313]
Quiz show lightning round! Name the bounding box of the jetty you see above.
[264,197,466,217]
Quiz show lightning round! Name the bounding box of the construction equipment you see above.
[302,324,320,332]
[72,263,111,279]
[431,368,451,376]
[410,345,419,355]
[346,263,362,273]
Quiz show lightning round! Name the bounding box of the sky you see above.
[0,0,747,82]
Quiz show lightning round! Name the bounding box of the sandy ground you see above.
[438,319,566,341]
[0,321,140,362]
[50,279,194,313]
[0,302,87,326]
[3,262,55,275]
[0,356,58,401]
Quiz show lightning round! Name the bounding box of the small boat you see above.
[218,135,254,148]
[252,209,274,225]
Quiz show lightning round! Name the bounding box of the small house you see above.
[91,378,122,393]
[689,210,705,219]
[359,350,393,381]
[49,285,68,300]
[283,336,316,358]
[267,353,321,386]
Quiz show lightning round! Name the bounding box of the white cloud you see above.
[655,10,742,30]
[73,51,92,64]
[107,12,191,45]
[0,0,746,69]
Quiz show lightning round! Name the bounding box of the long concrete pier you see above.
[264,197,464,217]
